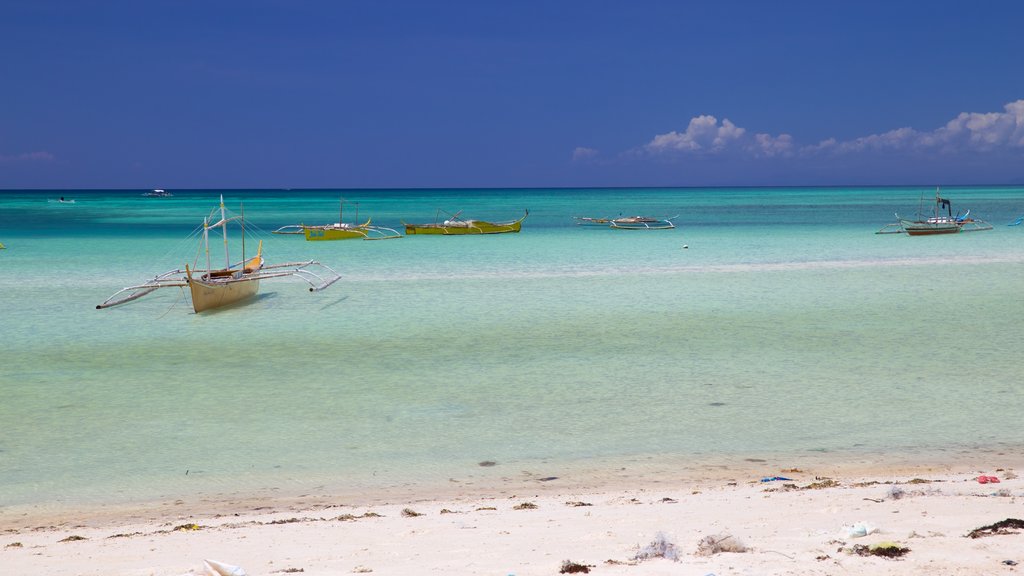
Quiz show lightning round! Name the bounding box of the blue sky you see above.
[2,0,1023,189]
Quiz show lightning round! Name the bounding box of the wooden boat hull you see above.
[404,213,526,235]
[900,220,961,236]
[303,226,370,240]
[404,221,522,235]
[188,276,260,313]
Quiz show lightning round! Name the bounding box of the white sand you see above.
[3,463,1023,575]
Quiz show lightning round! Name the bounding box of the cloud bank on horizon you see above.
[577,100,1024,163]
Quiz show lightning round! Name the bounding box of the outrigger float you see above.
[97,196,341,313]
[273,199,401,241]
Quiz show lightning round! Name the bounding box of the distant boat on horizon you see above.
[143,189,173,197]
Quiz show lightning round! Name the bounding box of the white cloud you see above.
[0,151,54,163]
[645,115,747,154]
[632,99,1024,161]
[753,133,795,157]
[572,147,599,161]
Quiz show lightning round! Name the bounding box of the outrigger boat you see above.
[573,216,614,227]
[609,215,677,230]
[575,215,677,229]
[143,189,173,197]
[273,199,401,241]
[876,188,993,235]
[403,209,528,235]
[97,196,341,313]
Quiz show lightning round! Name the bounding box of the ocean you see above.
[2,186,1023,513]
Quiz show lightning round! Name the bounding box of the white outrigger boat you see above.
[97,196,341,313]
[609,215,677,230]
[876,188,993,235]
[574,215,678,229]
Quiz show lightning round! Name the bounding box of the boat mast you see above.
[240,201,246,263]
[204,216,211,273]
[219,194,230,268]
[339,197,344,224]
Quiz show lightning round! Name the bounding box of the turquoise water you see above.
[2,187,1024,509]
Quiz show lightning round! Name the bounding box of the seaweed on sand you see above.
[967,518,1024,539]
[847,543,910,558]
[559,560,593,573]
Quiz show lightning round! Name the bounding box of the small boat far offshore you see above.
[97,195,341,313]
[403,209,528,235]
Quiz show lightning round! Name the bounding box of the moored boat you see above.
[609,215,677,230]
[273,199,401,241]
[403,209,528,235]
[573,216,613,226]
[143,189,173,197]
[97,196,341,313]
[878,188,993,235]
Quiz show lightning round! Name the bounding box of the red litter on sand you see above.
[977,475,1001,484]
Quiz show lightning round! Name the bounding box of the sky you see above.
[2,0,1023,189]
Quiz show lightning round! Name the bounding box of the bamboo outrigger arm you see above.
[257,260,342,291]
[96,269,189,309]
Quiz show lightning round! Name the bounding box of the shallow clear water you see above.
[2,187,1023,508]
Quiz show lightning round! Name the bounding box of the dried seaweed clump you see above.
[846,543,910,558]
[401,508,423,518]
[696,533,748,556]
[632,532,681,562]
[967,518,1024,539]
[559,560,593,573]
[58,535,87,543]
[513,502,538,510]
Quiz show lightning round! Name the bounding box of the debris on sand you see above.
[632,532,681,562]
[696,533,749,556]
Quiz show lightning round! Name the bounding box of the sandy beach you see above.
[4,459,1023,576]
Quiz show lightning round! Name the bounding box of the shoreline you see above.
[4,458,1022,575]
[5,448,1017,529]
